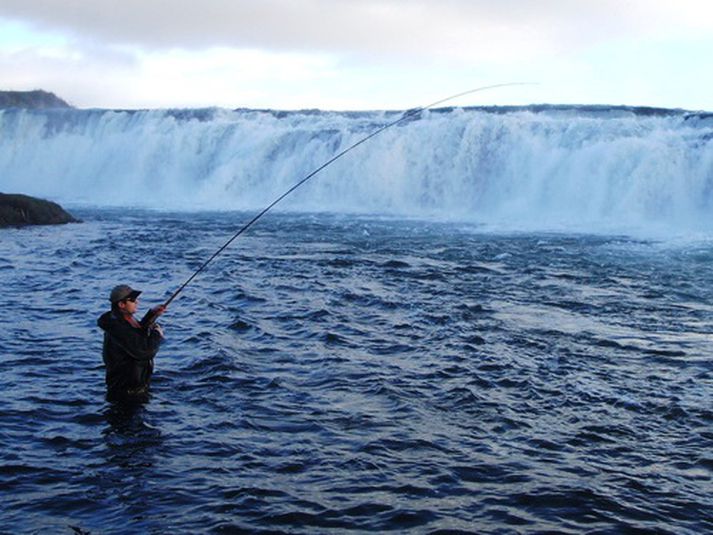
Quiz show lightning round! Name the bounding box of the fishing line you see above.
[163,82,531,307]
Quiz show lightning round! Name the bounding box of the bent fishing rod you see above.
[161,82,529,309]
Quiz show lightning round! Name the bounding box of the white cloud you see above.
[2,0,709,60]
[1,1,712,110]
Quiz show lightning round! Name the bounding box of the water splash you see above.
[1,105,712,233]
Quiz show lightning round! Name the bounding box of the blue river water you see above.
[1,209,712,533]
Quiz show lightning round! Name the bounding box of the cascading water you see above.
[1,105,712,233]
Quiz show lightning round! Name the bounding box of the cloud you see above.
[2,0,710,64]
[2,1,712,110]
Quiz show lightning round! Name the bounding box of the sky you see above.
[1,0,712,111]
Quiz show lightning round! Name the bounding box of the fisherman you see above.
[97,284,166,398]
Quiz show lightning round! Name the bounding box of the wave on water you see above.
[1,212,712,533]
[1,104,712,234]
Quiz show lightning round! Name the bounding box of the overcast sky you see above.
[1,0,712,111]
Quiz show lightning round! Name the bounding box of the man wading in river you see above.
[98,285,166,398]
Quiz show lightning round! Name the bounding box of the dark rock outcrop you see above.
[0,193,80,228]
[0,90,72,109]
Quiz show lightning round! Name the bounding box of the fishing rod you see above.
[160,82,530,309]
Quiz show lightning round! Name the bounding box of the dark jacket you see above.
[97,309,163,395]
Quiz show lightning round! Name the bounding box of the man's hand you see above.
[153,324,165,338]
[141,304,168,330]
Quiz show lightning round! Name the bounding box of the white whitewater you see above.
[1,105,712,233]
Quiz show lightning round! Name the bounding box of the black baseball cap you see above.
[109,284,142,304]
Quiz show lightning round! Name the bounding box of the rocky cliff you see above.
[0,193,80,227]
[0,90,72,109]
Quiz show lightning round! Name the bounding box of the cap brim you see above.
[110,288,142,303]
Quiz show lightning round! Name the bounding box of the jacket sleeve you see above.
[107,320,162,361]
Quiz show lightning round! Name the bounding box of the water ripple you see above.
[1,211,712,533]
